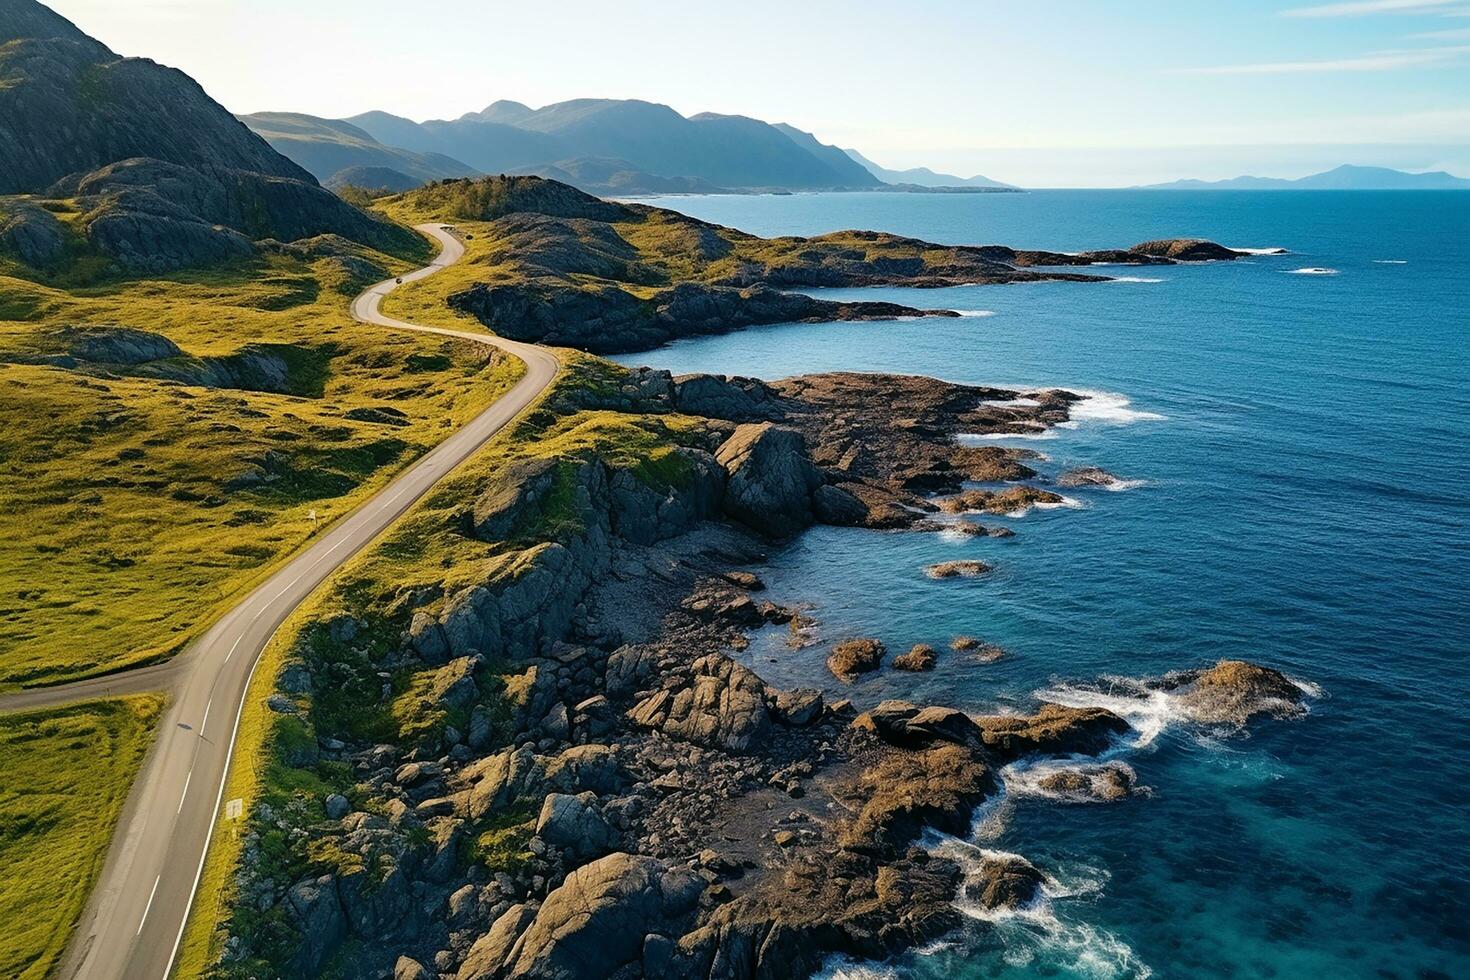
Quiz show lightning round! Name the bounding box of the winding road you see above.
[9,224,559,980]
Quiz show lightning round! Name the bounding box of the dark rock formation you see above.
[972,704,1130,763]
[925,560,992,579]
[447,279,957,354]
[937,486,1064,514]
[714,423,824,538]
[1129,239,1244,261]
[962,852,1045,911]
[1056,466,1121,488]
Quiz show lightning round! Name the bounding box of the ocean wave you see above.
[1070,391,1167,424]
[1372,259,1407,264]
[1107,276,1165,283]
[1007,494,1085,517]
[1229,246,1290,255]
[1037,677,1178,746]
[1002,759,1151,803]
[955,309,998,317]
[980,396,1042,408]
[1285,267,1338,276]
[1102,477,1148,492]
[931,838,1152,979]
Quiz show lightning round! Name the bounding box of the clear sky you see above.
[45,0,1470,186]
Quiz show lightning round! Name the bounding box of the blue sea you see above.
[614,191,1470,979]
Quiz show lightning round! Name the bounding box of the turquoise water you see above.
[614,191,1470,978]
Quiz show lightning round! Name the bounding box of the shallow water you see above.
[614,190,1470,978]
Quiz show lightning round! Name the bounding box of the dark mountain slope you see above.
[0,0,416,273]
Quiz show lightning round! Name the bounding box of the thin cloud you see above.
[1173,45,1469,74]
[1407,25,1470,35]
[1282,0,1465,17]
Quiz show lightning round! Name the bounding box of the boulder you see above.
[1033,762,1142,803]
[771,688,824,726]
[924,560,992,579]
[671,373,781,421]
[323,793,350,820]
[893,644,938,672]
[282,875,345,976]
[457,902,537,980]
[536,792,620,862]
[837,744,997,856]
[962,852,1045,911]
[394,955,432,980]
[628,655,770,752]
[811,483,870,526]
[1056,466,1120,488]
[1165,659,1309,725]
[475,853,703,979]
[853,700,980,748]
[1130,238,1243,261]
[936,486,1063,515]
[827,638,884,680]
[714,423,823,538]
[972,704,1129,763]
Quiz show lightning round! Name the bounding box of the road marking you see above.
[177,770,192,813]
[138,875,161,935]
[222,634,243,664]
[199,697,211,735]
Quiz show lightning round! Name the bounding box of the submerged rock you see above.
[1056,466,1121,488]
[925,560,992,579]
[827,637,885,680]
[1031,762,1144,803]
[962,852,1046,911]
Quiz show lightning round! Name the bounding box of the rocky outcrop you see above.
[448,279,958,355]
[457,853,703,980]
[827,638,885,680]
[714,423,824,538]
[0,199,67,265]
[837,744,997,855]
[535,792,620,862]
[1163,659,1309,725]
[962,852,1045,911]
[1032,762,1143,803]
[937,486,1064,514]
[627,654,770,752]
[925,560,992,579]
[893,644,937,672]
[972,704,1130,763]
[1056,466,1121,488]
[1129,239,1244,261]
[852,701,982,748]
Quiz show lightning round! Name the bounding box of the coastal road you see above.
[27,223,560,980]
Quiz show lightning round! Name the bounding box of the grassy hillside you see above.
[0,238,525,690]
[0,694,166,980]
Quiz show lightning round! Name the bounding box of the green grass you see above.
[0,243,525,691]
[0,694,166,980]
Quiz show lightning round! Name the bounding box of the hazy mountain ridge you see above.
[842,147,1015,189]
[1139,164,1470,191]
[238,111,481,187]
[242,98,887,193]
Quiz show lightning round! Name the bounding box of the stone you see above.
[827,638,884,680]
[893,644,938,672]
[714,423,823,538]
[1056,466,1121,488]
[323,793,350,820]
[282,874,345,975]
[457,902,537,980]
[924,560,992,579]
[771,688,824,726]
[627,654,770,752]
[963,852,1045,911]
[465,853,702,979]
[393,955,432,980]
[852,700,981,748]
[972,704,1130,763]
[1033,762,1142,803]
[838,744,997,856]
[535,792,620,862]
[1164,659,1309,726]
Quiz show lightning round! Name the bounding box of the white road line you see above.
[199,697,211,735]
[138,875,161,935]
[222,634,243,665]
[177,770,192,813]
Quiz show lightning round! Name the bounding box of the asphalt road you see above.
[28,223,559,980]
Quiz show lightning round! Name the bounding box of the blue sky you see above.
[47,0,1470,186]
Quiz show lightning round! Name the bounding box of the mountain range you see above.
[239,102,1025,197]
[1139,164,1470,191]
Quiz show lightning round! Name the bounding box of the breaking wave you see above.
[1068,391,1166,425]
[1286,267,1338,276]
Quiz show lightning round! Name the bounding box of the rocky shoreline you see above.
[222,366,1316,980]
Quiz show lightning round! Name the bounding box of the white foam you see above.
[955,309,998,317]
[1071,391,1166,424]
[1373,259,1407,264]
[980,396,1042,408]
[1036,678,1179,747]
[1108,276,1165,283]
[1229,246,1290,255]
[1001,759,1150,803]
[1285,267,1338,276]
[1103,477,1149,492]
[957,428,1058,443]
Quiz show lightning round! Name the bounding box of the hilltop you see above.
[238,112,481,190]
[0,0,417,275]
